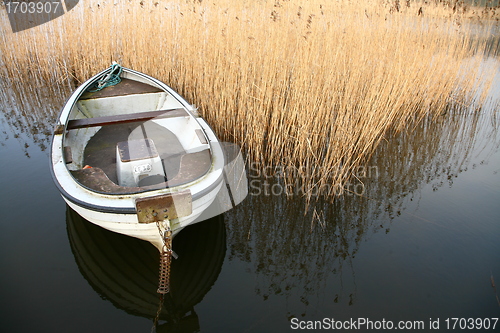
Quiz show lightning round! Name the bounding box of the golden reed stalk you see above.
[1,0,498,201]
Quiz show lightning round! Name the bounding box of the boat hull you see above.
[50,66,226,251]
[63,180,223,250]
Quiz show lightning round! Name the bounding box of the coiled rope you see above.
[87,62,122,92]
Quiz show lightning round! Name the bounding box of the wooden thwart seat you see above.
[67,108,188,130]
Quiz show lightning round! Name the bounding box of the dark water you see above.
[1,61,499,333]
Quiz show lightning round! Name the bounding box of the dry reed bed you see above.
[0,0,498,200]
[382,0,500,19]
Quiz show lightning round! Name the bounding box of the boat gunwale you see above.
[55,171,224,215]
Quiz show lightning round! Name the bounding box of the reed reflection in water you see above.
[0,77,72,156]
[222,67,500,318]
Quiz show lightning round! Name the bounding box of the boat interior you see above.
[62,76,212,194]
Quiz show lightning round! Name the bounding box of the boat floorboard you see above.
[83,121,186,184]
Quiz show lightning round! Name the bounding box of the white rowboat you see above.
[50,65,227,251]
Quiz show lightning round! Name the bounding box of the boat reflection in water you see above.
[66,206,226,332]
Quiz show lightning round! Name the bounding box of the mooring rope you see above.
[87,62,122,92]
[157,220,173,294]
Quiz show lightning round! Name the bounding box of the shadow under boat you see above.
[66,206,226,332]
